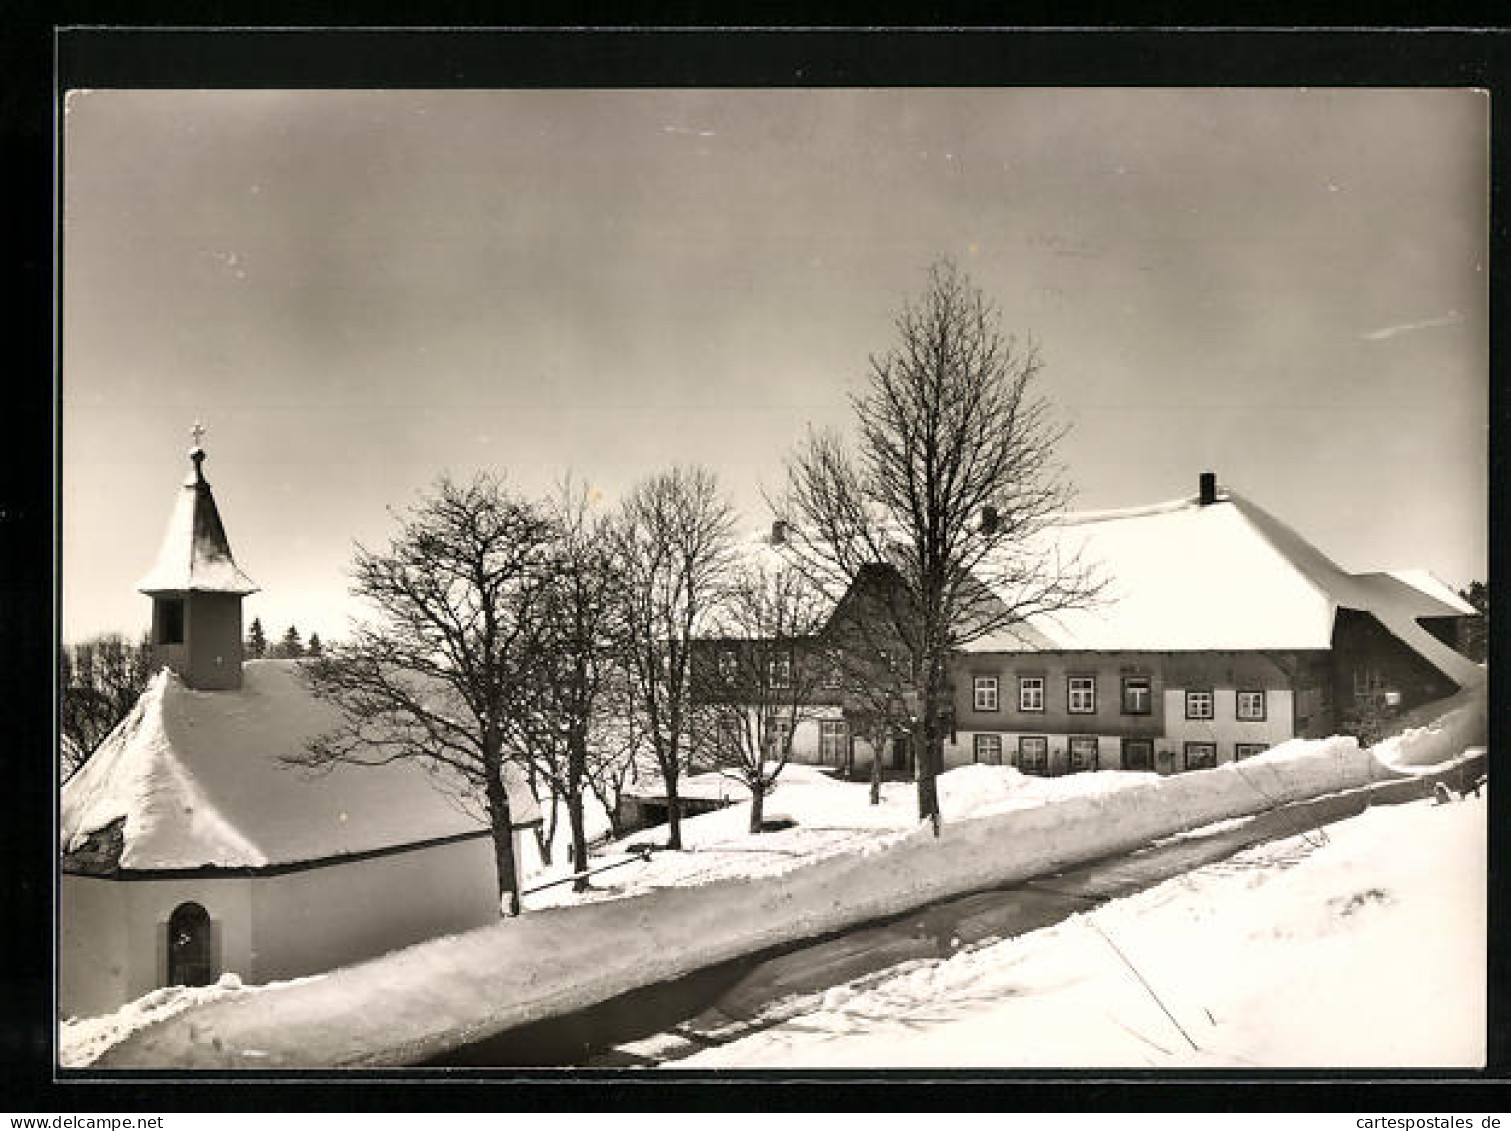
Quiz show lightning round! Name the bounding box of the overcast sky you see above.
[62,87,1487,643]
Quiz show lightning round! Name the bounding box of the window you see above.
[1121,676,1152,715]
[1185,690,1214,720]
[717,715,742,755]
[167,902,213,987]
[1184,742,1218,771]
[973,676,1000,712]
[1353,667,1385,698]
[1122,738,1154,772]
[1067,676,1096,714]
[157,599,185,646]
[1236,690,1267,721]
[1018,736,1049,775]
[718,650,738,680]
[1068,736,1099,773]
[1235,743,1268,760]
[1019,677,1045,712]
[821,663,844,690]
[974,733,1003,765]
[819,720,848,764]
[768,654,792,690]
[764,718,793,757]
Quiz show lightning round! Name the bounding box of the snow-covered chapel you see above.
[60,441,541,1019]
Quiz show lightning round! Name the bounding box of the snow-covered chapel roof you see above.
[60,660,542,872]
[135,447,259,596]
[964,487,1484,690]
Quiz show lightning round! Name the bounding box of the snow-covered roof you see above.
[969,492,1336,653]
[720,528,846,624]
[136,450,259,595]
[60,661,542,871]
[962,489,1484,690]
[1360,570,1477,617]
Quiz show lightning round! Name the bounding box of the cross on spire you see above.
[188,420,208,483]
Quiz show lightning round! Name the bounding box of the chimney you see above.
[980,505,1000,534]
[1198,471,1217,506]
[771,519,789,545]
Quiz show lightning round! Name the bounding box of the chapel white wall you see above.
[60,834,512,1019]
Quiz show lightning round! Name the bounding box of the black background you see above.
[4,16,1508,1112]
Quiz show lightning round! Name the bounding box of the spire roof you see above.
[136,442,259,596]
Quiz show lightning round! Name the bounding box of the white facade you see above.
[943,731,1125,774]
[59,833,515,1019]
[1161,687,1295,759]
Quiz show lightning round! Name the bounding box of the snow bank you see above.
[94,695,1483,1069]
[1372,685,1487,773]
[60,972,325,1068]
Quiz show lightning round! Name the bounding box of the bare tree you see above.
[584,662,651,841]
[776,259,1102,833]
[610,466,737,850]
[521,760,562,868]
[690,562,831,833]
[59,632,154,779]
[817,570,918,805]
[515,481,619,890]
[296,474,555,916]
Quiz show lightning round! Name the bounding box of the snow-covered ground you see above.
[79,689,1483,1069]
[670,788,1486,1069]
[58,972,325,1069]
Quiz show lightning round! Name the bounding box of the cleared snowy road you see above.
[424,772,1458,1068]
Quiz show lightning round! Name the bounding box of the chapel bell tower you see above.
[136,425,259,690]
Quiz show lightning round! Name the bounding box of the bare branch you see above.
[771,259,1104,829]
[297,473,555,915]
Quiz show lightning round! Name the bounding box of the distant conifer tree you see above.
[274,625,304,659]
[246,617,268,658]
[306,632,323,657]
[1459,580,1487,663]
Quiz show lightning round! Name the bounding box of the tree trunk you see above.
[604,805,626,841]
[485,758,522,916]
[915,750,939,831]
[869,734,882,806]
[526,767,555,867]
[665,789,683,849]
[568,796,590,892]
[663,762,684,850]
[748,777,766,834]
[567,724,590,891]
[915,683,943,835]
[908,645,949,835]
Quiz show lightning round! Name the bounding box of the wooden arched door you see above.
[167,901,214,987]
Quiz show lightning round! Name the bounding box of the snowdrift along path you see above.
[91,690,1485,1069]
[668,787,1486,1068]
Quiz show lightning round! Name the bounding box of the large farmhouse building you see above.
[59,444,541,1019]
[700,474,1483,779]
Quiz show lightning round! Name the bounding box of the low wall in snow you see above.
[98,691,1486,1069]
